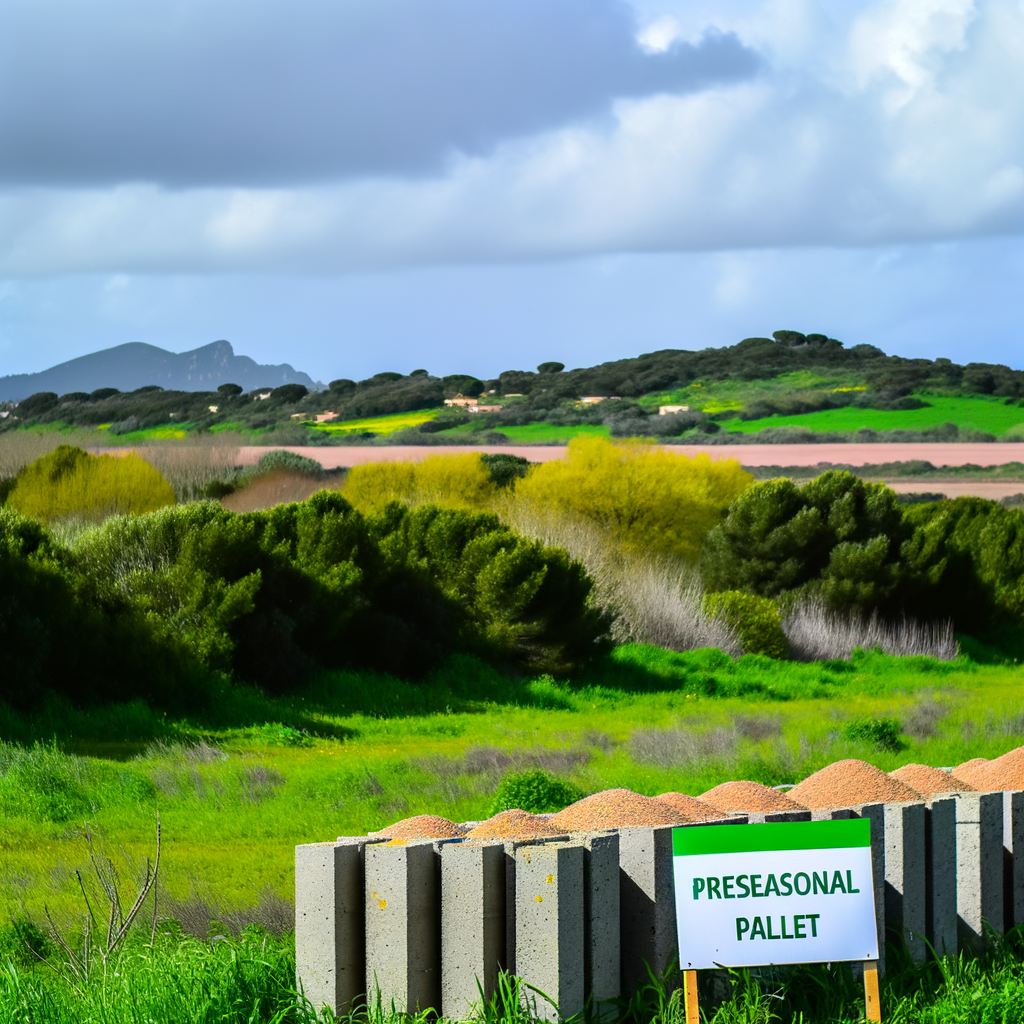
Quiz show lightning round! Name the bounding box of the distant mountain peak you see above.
[0,340,323,401]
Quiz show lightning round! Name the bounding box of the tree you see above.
[8,445,176,522]
[537,362,565,374]
[512,436,751,560]
[701,471,918,612]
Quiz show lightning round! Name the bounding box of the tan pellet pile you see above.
[890,763,976,797]
[655,793,731,822]
[977,745,1024,792]
[372,814,468,840]
[789,759,921,810]
[465,809,566,840]
[954,758,993,789]
[550,789,685,830]
[698,780,806,814]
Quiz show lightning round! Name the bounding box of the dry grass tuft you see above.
[783,598,958,661]
[498,504,740,654]
[629,725,739,769]
[138,436,241,502]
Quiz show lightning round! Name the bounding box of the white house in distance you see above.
[580,395,621,404]
[444,395,477,407]
[659,405,690,414]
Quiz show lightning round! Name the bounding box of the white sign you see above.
[673,818,878,970]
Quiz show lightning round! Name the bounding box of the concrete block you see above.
[503,838,558,975]
[568,831,621,1016]
[1003,791,1024,930]
[515,843,585,1022]
[364,841,441,1013]
[295,840,373,1015]
[883,802,927,965]
[618,825,677,992]
[925,797,958,959]
[440,842,505,1021]
[956,792,1004,951]
[747,810,811,824]
[812,806,886,975]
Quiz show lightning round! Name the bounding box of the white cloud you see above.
[1,0,1023,277]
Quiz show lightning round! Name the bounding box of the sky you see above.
[1,0,1022,383]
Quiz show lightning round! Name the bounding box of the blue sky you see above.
[1,0,1022,382]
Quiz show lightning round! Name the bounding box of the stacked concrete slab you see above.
[296,789,1024,1020]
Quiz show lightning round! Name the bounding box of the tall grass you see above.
[499,505,740,654]
[4,927,1024,1023]
[137,436,241,502]
[783,598,959,661]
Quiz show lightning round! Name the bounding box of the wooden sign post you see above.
[674,820,882,1022]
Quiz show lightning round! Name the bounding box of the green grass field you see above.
[716,394,1024,438]
[3,646,1022,926]
[445,422,612,444]
[312,410,441,435]
[639,371,865,415]
[4,645,1024,1022]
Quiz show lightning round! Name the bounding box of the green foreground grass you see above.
[3,646,1024,924]
[4,645,1024,1021]
[6,914,1024,1023]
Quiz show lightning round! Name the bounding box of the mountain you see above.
[0,340,323,401]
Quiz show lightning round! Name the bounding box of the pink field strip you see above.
[235,442,1024,470]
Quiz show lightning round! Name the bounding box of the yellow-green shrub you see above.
[703,590,788,658]
[343,453,497,512]
[8,445,175,522]
[510,436,751,559]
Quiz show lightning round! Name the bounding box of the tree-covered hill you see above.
[3,329,1023,444]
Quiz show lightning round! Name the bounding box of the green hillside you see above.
[4,330,1024,445]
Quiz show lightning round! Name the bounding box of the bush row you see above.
[0,494,608,708]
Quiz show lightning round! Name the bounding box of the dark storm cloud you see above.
[0,0,759,188]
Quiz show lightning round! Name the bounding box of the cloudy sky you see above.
[1,0,1022,382]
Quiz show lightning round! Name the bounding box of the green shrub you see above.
[367,502,610,674]
[9,444,175,522]
[480,453,530,488]
[843,716,906,752]
[701,470,935,615]
[252,450,324,478]
[702,590,788,658]
[5,491,607,704]
[491,768,583,815]
[0,915,51,968]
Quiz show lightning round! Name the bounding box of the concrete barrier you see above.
[364,841,442,1013]
[570,831,620,1018]
[296,838,377,1015]
[925,797,958,959]
[618,825,677,992]
[883,802,927,965]
[515,843,585,1022]
[1003,791,1024,930]
[956,792,1004,951]
[296,790,1024,1012]
[441,841,505,1021]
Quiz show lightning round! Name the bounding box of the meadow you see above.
[3,647,1024,1022]
[7,437,1024,1021]
[3,646,1022,925]
[714,394,1024,438]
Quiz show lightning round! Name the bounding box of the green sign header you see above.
[672,818,870,857]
